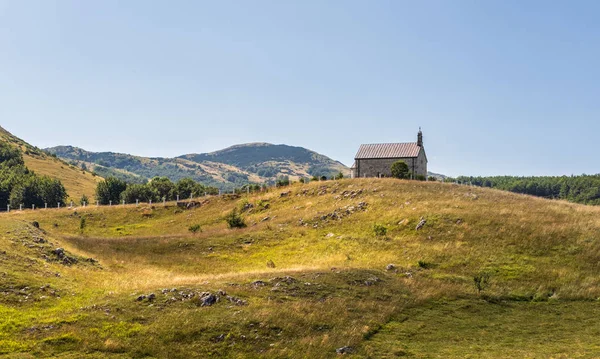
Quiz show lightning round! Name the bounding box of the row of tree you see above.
[455,175,600,205]
[95,176,220,204]
[0,142,67,208]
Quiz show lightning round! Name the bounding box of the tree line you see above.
[95,176,220,205]
[455,175,600,205]
[0,142,67,208]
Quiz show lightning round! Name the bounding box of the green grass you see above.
[1,178,600,357]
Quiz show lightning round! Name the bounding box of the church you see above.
[351,129,428,179]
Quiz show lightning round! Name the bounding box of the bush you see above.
[473,272,491,294]
[335,172,344,180]
[428,176,437,181]
[417,260,434,269]
[188,224,202,233]
[79,217,86,232]
[391,161,409,179]
[415,174,427,181]
[373,224,387,237]
[225,209,246,229]
[80,194,89,206]
[96,177,127,205]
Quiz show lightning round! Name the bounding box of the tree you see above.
[335,172,344,180]
[95,176,127,205]
[148,177,175,200]
[174,178,204,199]
[391,161,410,179]
[120,184,157,203]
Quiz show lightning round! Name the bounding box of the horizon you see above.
[2,1,600,177]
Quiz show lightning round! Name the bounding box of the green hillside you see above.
[0,127,102,203]
[45,143,349,190]
[1,178,600,357]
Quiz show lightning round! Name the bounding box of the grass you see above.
[1,178,600,357]
[0,126,102,203]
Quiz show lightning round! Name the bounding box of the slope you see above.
[0,127,102,202]
[45,143,349,189]
[1,178,600,358]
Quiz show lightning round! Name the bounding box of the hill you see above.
[0,127,102,203]
[2,178,600,357]
[46,143,349,190]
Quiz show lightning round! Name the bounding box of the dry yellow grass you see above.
[2,178,600,358]
[0,126,102,202]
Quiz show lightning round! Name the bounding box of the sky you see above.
[1,0,599,177]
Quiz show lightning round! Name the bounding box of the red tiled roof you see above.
[355,143,421,159]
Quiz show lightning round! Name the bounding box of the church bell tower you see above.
[417,127,423,147]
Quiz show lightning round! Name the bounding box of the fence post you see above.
[45,203,47,209]
[19,204,22,211]
[176,195,179,202]
[32,204,35,210]
[149,199,152,205]
[7,205,9,213]
[58,202,61,209]
[136,199,139,206]
[163,197,166,206]
[109,200,112,206]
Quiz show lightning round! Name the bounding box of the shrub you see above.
[335,172,344,180]
[428,176,437,182]
[373,224,387,237]
[473,272,491,294]
[391,161,409,179]
[80,194,89,206]
[225,209,246,229]
[188,224,202,233]
[417,260,434,269]
[79,217,86,232]
[416,174,427,181]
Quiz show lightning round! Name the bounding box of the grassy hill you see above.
[45,143,349,190]
[0,127,102,203]
[1,178,600,357]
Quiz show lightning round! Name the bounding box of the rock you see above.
[386,264,396,271]
[280,191,290,197]
[266,260,276,268]
[31,221,39,229]
[416,218,426,230]
[136,295,146,301]
[147,293,156,301]
[226,295,248,306]
[52,248,65,258]
[336,346,353,354]
[456,219,463,225]
[261,216,271,222]
[252,280,267,287]
[326,233,335,238]
[199,292,218,307]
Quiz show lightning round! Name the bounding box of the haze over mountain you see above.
[46,143,349,190]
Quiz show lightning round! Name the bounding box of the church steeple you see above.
[417,127,423,147]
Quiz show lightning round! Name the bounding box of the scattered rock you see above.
[199,292,218,307]
[136,295,146,301]
[280,191,291,198]
[261,216,271,222]
[147,293,156,301]
[266,260,276,268]
[336,346,353,354]
[416,218,426,230]
[386,264,396,271]
[252,280,267,287]
[456,219,463,225]
[31,221,39,229]
[326,233,335,238]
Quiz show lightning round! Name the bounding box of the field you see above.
[1,178,600,358]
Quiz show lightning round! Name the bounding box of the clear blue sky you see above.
[1,0,599,177]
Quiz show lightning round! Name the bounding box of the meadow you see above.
[1,178,600,358]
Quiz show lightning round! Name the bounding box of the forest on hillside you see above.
[455,175,600,205]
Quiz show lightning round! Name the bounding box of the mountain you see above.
[45,143,349,189]
[4,178,600,357]
[0,126,102,202]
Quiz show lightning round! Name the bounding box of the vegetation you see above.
[3,178,600,358]
[456,174,600,205]
[95,176,127,205]
[45,143,349,190]
[391,160,410,179]
[225,208,246,228]
[0,141,68,208]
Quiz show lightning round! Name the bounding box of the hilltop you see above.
[1,178,600,358]
[45,143,349,189]
[0,127,102,202]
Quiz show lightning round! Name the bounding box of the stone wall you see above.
[354,149,427,178]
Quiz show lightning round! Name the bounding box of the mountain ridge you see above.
[45,143,349,190]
